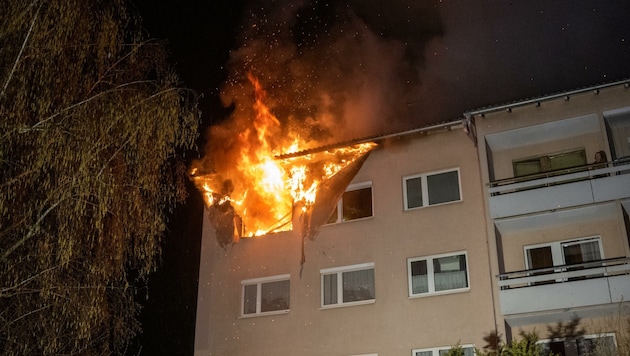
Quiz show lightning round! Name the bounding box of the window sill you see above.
[319,299,375,310]
[404,199,463,212]
[408,288,470,299]
[324,215,375,226]
[239,309,290,318]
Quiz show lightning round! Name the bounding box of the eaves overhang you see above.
[276,119,465,159]
[463,78,630,119]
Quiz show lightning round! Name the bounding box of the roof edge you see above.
[276,119,464,159]
[464,78,630,117]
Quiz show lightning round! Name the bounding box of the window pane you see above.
[323,274,337,305]
[433,255,468,291]
[410,260,428,294]
[342,268,375,302]
[563,241,601,265]
[427,171,460,205]
[261,280,290,312]
[243,284,257,314]
[549,149,587,170]
[578,336,615,355]
[415,351,433,356]
[527,246,553,269]
[437,347,474,356]
[406,176,423,209]
[514,159,542,177]
[342,187,372,221]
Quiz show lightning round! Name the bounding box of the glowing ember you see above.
[191,74,376,238]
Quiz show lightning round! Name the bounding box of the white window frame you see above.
[241,274,290,317]
[524,236,604,269]
[412,343,475,356]
[328,181,373,223]
[407,251,470,298]
[320,262,375,308]
[403,168,462,210]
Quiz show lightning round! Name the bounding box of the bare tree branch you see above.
[0,2,41,99]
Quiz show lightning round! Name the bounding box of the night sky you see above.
[131,1,630,354]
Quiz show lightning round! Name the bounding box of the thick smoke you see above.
[216,0,444,145]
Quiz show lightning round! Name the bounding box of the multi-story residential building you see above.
[194,80,630,355]
[465,80,630,355]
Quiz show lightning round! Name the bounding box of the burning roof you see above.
[190,74,378,249]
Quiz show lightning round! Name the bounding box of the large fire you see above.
[191,74,376,241]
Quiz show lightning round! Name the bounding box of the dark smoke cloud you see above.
[218,0,444,144]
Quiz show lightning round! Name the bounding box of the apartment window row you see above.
[327,168,462,224]
[241,251,470,316]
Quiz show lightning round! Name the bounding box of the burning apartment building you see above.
[192,79,630,355]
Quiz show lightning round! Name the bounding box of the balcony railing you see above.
[488,158,630,196]
[497,257,630,289]
[497,257,630,317]
[486,158,630,219]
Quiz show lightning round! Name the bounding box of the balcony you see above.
[487,159,630,219]
[497,257,630,327]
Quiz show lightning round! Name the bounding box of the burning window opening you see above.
[190,142,377,247]
[189,73,378,248]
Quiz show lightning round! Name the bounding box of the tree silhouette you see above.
[0,0,198,354]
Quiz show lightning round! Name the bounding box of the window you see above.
[540,333,616,356]
[328,181,373,223]
[403,169,461,210]
[525,237,603,269]
[408,252,469,297]
[513,148,586,177]
[321,263,375,307]
[525,237,603,283]
[241,274,290,316]
[412,344,475,356]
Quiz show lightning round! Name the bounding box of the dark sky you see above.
[132,1,630,354]
[138,0,630,140]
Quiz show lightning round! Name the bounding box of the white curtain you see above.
[434,271,467,291]
[343,269,375,302]
[261,280,290,312]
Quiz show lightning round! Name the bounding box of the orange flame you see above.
[191,74,376,237]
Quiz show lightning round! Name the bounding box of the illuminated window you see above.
[412,344,475,356]
[403,169,461,210]
[328,181,373,223]
[241,274,290,316]
[321,263,375,308]
[408,252,469,297]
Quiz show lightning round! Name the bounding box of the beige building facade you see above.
[466,80,630,354]
[194,80,630,355]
